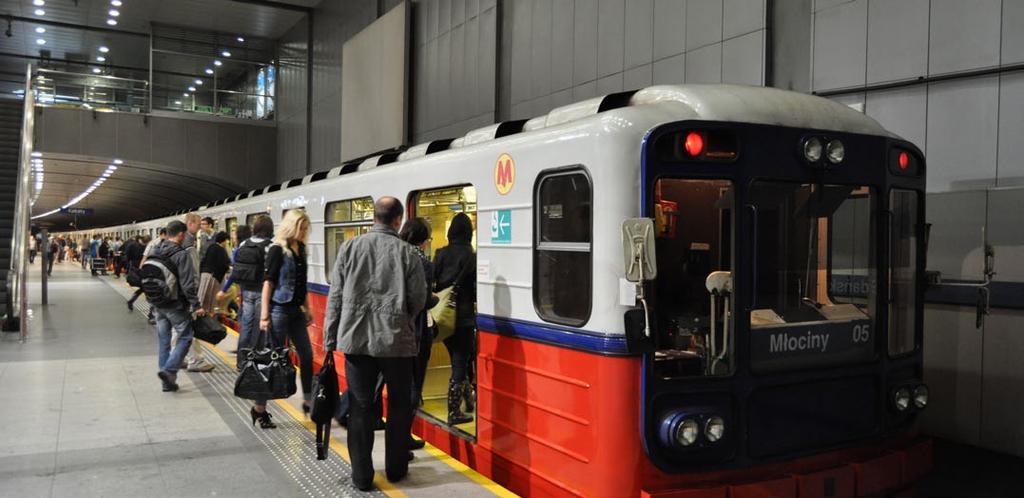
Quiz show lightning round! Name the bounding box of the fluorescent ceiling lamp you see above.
[99,46,110,53]
[221,51,231,57]
[113,159,123,164]
[36,38,46,45]
[183,92,189,97]
[34,8,45,15]
[33,0,44,6]
[194,79,203,85]
[31,152,41,157]
[106,19,117,26]
[174,100,181,105]
[35,27,45,34]
[213,60,222,66]
[97,56,106,62]
[92,68,102,74]
[111,0,122,5]
[188,86,196,92]
[109,9,119,16]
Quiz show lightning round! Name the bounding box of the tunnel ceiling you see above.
[30,154,247,230]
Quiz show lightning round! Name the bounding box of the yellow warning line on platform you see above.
[208,327,407,497]
[215,324,516,497]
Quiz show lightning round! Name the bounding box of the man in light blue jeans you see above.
[148,220,206,392]
[155,305,196,391]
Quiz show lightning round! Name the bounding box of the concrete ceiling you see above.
[0,0,308,94]
[30,153,247,229]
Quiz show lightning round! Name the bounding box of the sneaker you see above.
[187,361,215,372]
[157,371,179,392]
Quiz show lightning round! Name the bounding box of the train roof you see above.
[98,84,894,227]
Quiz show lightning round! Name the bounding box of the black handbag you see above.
[310,352,340,460]
[193,315,227,345]
[234,331,297,400]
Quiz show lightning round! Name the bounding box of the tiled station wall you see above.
[275,0,767,178]
[813,0,1024,457]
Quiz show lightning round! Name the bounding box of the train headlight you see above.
[894,387,911,412]
[704,416,725,443]
[676,418,700,447]
[803,137,823,162]
[826,139,845,164]
[913,384,929,409]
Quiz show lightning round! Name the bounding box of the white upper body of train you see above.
[70,84,891,338]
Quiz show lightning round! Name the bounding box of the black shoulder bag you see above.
[310,352,340,460]
[234,329,297,400]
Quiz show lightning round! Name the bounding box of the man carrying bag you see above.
[322,197,427,492]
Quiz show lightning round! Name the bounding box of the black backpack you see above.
[139,246,185,307]
[230,239,271,286]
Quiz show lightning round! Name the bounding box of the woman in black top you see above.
[260,209,314,414]
[198,231,231,317]
[432,212,476,425]
[400,218,439,411]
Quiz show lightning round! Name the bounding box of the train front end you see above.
[630,96,931,496]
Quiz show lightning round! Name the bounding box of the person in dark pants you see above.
[400,217,438,451]
[260,210,315,412]
[399,220,438,397]
[45,236,57,276]
[432,212,477,425]
[323,197,427,491]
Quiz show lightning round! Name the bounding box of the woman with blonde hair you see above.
[259,209,315,414]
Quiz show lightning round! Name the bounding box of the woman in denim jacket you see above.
[259,209,315,415]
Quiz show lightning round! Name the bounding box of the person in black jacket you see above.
[197,232,231,330]
[432,212,476,425]
[400,218,439,418]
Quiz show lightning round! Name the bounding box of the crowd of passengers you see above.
[44,198,476,492]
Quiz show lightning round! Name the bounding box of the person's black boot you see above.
[447,381,472,425]
[462,380,475,413]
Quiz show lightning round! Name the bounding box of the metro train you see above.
[72,85,932,497]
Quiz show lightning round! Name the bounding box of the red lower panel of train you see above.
[300,292,931,497]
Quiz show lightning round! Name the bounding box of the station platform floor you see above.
[0,260,514,498]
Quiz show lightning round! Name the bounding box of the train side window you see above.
[534,169,592,327]
[324,197,374,274]
[225,217,238,252]
[245,211,269,227]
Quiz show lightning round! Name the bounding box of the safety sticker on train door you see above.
[491,210,512,244]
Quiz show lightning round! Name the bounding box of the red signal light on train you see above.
[684,132,704,157]
[898,151,909,170]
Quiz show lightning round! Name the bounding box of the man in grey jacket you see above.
[323,196,427,491]
[180,212,215,372]
[150,220,206,392]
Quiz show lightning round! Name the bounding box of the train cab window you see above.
[534,170,592,326]
[748,183,876,371]
[324,197,373,273]
[411,185,477,437]
[889,190,918,356]
[652,179,734,378]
